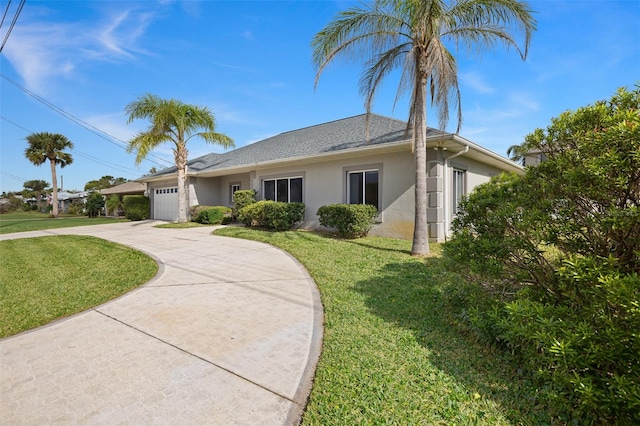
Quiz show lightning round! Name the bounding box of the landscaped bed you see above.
[213,227,553,424]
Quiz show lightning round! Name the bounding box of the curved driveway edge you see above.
[0,221,324,425]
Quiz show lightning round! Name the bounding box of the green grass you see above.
[0,211,126,234]
[213,227,553,425]
[0,235,158,337]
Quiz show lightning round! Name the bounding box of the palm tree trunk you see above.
[176,147,188,223]
[412,73,430,256]
[50,159,59,218]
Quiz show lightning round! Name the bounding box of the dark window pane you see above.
[277,179,289,202]
[264,180,275,201]
[349,172,363,204]
[290,178,303,203]
[364,171,379,209]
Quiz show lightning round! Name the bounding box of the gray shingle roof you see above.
[150,113,445,177]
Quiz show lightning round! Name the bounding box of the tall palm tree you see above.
[312,0,535,255]
[125,94,234,223]
[24,132,74,218]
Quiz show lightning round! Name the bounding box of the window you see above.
[347,170,379,209]
[230,183,240,204]
[263,177,302,202]
[452,169,466,214]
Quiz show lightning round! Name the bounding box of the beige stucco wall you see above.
[248,150,416,240]
[148,149,512,242]
[444,155,504,238]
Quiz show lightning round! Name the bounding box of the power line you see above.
[0,0,25,53]
[0,1,13,32]
[1,115,145,177]
[1,73,173,167]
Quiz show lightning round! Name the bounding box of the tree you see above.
[105,194,123,216]
[23,179,49,211]
[84,175,128,191]
[24,132,74,218]
[445,87,640,421]
[312,0,535,255]
[85,192,105,217]
[125,94,234,223]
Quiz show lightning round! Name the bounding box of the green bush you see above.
[123,195,149,221]
[238,200,304,230]
[317,204,378,238]
[85,192,105,217]
[193,205,232,225]
[233,190,256,216]
[444,87,640,423]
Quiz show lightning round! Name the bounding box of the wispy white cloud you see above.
[3,5,158,93]
[242,30,254,40]
[460,71,495,94]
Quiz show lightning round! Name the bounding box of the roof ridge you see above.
[277,112,406,136]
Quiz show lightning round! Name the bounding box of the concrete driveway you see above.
[0,221,323,425]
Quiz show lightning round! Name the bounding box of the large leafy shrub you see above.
[123,195,149,221]
[317,204,378,238]
[191,205,232,225]
[238,200,304,231]
[233,190,256,216]
[444,86,640,423]
[85,192,105,217]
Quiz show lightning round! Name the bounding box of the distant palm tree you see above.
[313,0,535,255]
[125,94,234,223]
[506,143,527,165]
[25,132,74,218]
[23,179,49,211]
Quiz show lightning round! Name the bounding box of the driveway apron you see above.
[0,221,323,425]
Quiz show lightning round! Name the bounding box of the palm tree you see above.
[506,143,527,165]
[312,0,535,255]
[125,94,234,223]
[24,132,74,218]
[23,179,49,211]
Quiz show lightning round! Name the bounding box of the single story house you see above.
[55,191,89,214]
[100,181,147,197]
[139,113,523,241]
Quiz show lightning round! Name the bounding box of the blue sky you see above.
[1,0,638,194]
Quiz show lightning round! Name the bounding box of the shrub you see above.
[238,200,304,230]
[193,206,232,225]
[85,192,105,217]
[317,204,378,238]
[444,87,640,423]
[106,194,123,216]
[233,190,256,216]
[123,195,149,221]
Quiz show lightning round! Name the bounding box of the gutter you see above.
[443,142,469,241]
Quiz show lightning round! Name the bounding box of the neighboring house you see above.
[138,113,523,242]
[100,181,147,197]
[100,181,147,216]
[55,191,89,214]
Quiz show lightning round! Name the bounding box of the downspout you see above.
[443,144,469,239]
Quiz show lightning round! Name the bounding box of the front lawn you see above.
[0,235,158,337]
[213,227,553,424]
[0,211,126,234]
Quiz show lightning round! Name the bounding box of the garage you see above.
[153,187,179,221]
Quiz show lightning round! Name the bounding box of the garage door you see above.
[153,187,179,221]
